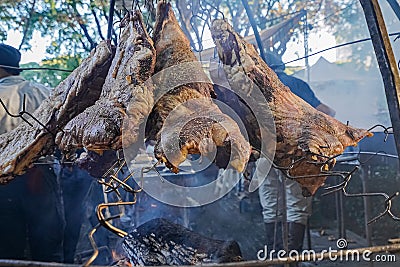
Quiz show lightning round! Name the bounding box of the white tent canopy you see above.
[293,57,370,82]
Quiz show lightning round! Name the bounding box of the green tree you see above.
[0,0,380,81]
[172,0,358,57]
[0,0,156,56]
[322,0,382,70]
[0,0,154,85]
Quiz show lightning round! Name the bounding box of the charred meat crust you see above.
[148,2,250,173]
[0,41,115,184]
[210,19,372,195]
[56,10,156,153]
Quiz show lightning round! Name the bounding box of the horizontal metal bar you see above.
[344,151,398,159]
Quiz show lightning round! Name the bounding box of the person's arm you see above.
[279,73,336,117]
[294,78,321,108]
[299,82,336,117]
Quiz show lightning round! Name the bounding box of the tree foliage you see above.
[0,0,154,85]
[0,0,379,85]
[1,0,111,55]
[171,0,380,68]
[322,0,376,69]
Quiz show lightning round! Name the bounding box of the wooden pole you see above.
[359,0,400,161]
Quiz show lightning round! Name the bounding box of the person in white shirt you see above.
[0,43,64,262]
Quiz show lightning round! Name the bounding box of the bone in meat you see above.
[56,11,156,154]
[210,19,372,196]
[0,42,114,184]
[147,2,251,173]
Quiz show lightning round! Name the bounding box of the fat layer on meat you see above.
[210,19,372,195]
[0,42,114,184]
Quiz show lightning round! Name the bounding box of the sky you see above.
[284,30,337,66]
[6,31,51,64]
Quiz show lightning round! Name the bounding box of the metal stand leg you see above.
[361,165,374,267]
[361,166,373,246]
[279,172,289,267]
[273,171,280,251]
[306,216,312,250]
[336,177,346,239]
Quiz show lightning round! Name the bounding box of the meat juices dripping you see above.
[0,41,114,184]
[56,11,156,154]
[210,19,372,196]
[147,2,250,173]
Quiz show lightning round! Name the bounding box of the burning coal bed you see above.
[116,218,242,266]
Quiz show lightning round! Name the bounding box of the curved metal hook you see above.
[367,124,393,142]
[0,94,57,136]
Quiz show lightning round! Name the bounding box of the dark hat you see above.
[0,44,22,75]
[265,51,285,72]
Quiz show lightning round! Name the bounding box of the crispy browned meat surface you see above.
[210,19,372,195]
[147,2,250,173]
[0,42,114,184]
[56,11,156,153]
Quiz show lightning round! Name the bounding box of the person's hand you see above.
[316,103,336,117]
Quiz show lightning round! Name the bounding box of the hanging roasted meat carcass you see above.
[210,19,372,196]
[146,2,251,174]
[56,10,156,156]
[0,42,114,184]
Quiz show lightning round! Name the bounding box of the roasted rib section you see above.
[56,11,156,153]
[210,19,372,195]
[0,42,114,184]
[147,2,250,173]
